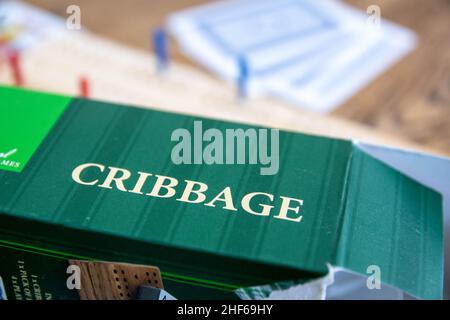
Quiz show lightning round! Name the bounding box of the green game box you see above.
[0,86,444,300]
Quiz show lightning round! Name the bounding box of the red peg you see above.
[79,76,90,98]
[8,50,24,86]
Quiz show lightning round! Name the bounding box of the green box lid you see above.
[0,86,443,299]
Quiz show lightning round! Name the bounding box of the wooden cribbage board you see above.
[0,29,444,157]
[69,260,163,300]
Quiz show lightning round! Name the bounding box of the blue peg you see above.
[237,56,249,100]
[153,27,169,72]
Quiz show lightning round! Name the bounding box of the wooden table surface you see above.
[25,0,450,155]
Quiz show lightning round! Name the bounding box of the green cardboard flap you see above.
[335,147,443,299]
[0,86,444,299]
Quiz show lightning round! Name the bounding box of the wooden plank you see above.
[23,0,450,155]
[0,31,433,154]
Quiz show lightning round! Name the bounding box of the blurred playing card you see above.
[167,0,417,112]
[0,0,65,51]
[264,2,417,112]
[168,0,350,89]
